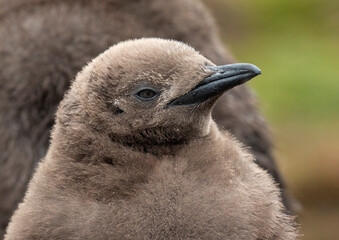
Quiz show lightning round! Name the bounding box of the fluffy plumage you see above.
[5,39,298,240]
[0,0,294,237]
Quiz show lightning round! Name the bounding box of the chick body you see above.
[5,39,297,240]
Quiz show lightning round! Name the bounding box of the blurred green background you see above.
[202,0,339,239]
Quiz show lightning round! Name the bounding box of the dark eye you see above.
[135,88,159,101]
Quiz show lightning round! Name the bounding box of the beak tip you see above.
[248,64,262,76]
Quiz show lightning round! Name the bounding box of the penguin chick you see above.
[0,1,296,235]
[5,39,297,240]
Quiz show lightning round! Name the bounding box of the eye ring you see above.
[134,87,160,101]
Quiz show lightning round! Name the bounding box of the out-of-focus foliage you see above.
[203,0,339,239]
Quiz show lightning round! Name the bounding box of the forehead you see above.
[98,40,205,70]
[90,39,209,86]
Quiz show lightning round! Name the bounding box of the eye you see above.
[135,87,159,101]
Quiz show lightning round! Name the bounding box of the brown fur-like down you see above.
[5,39,298,240]
[0,0,296,237]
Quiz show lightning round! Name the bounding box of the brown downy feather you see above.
[0,0,295,237]
[5,39,298,240]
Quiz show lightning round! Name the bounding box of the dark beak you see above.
[168,63,261,106]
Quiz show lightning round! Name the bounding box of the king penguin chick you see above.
[0,1,296,235]
[5,38,298,240]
